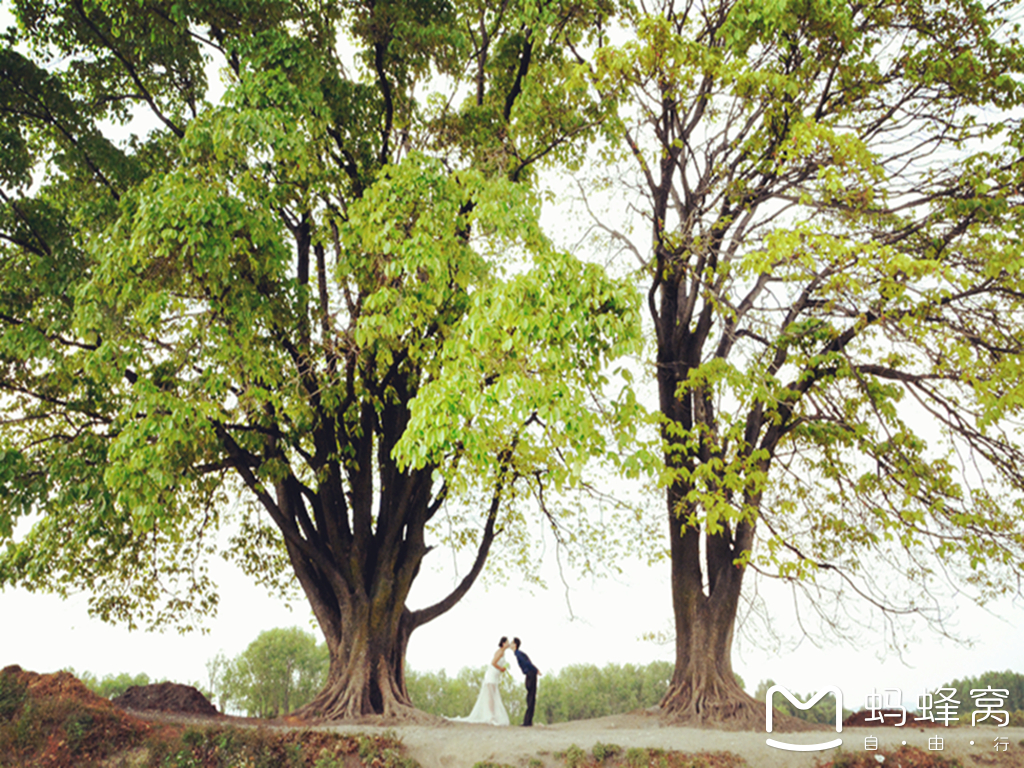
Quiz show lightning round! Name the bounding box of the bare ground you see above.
[127,708,1024,768]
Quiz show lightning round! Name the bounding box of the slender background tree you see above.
[208,627,328,718]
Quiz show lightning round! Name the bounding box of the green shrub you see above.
[561,744,590,768]
[354,732,416,768]
[0,673,26,722]
[313,750,344,768]
[592,743,621,762]
[625,747,650,768]
[283,742,305,767]
[63,711,93,753]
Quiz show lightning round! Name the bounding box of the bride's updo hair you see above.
[498,636,508,647]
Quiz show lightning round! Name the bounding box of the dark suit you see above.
[514,648,539,726]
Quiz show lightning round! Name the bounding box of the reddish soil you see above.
[3,664,114,711]
[0,664,152,765]
[843,708,909,726]
[0,666,410,768]
[112,681,221,717]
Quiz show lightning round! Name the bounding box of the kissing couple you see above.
[448,636,541,726]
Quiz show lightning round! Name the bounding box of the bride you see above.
[449,636,511,725]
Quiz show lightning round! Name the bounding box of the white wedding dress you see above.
[448,651,510,725]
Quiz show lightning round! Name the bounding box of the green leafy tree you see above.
[582,0,1024,726]
[939,669,1024,721]
[72,670,154,700]
[212,627,329,718]
[0,0,640,718]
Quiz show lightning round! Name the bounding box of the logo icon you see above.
[765,684,844,752]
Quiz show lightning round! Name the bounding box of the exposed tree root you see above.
[293,705,444,726]
[292,667,445,725]
[660,683,825,732]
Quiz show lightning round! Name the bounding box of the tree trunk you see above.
[275,472,425,721]
[298,607,416,719]
[659,503,767,728]
[277,459,506,721]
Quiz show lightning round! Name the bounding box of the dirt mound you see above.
[1,663,123,720]
[2,663,114,711]
[113,681,220,716]
[843,708,908,726]
[0,664,150,767]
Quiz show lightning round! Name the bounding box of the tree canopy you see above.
[0,0,642,717]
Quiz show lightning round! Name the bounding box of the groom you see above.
[512,637,541,726]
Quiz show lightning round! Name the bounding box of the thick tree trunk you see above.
[276,459,505,721]
[298,606,416,719]
[274,469,426,721]
[220,353,510,722]
[660,504,766,728]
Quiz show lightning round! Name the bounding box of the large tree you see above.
[587,0,1024,726]
[0,0,640,718]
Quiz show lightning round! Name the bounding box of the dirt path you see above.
[135,710,1024,768]
[319,716,1024,768]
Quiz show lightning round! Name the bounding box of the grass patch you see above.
[616,747,747,768]
[0,672,26,722]
[0,688,143,765]
[815,746,965,768]
[593,743,621,762]
[562,744,591,768]
[144,727,415,768]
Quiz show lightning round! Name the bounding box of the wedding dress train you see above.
[448,652,510,725]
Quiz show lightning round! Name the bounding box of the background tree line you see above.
[753,679,854,725]
[68,670,157,701]
[407,661,682,725]
[203,624,681,722]
[67,669,213,704]
[73,628,682,722]
[939,670,1024,726]
[71,626,1024,727]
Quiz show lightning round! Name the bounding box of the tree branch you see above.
[408,466,512,629]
